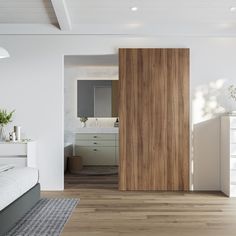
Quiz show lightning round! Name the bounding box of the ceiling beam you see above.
[51,0,72,31]
[1,23,236,37]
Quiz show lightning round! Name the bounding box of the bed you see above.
[0,165,40,235]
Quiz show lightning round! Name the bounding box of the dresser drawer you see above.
[0,144,27,156]
[0,157,27,167]
[231,170,236,184]
[75,146,116,165]
[75,133,116,141]
[230,185,236,197]
[231,144,236,156]
[76,140,116,147]
[231,158,236,170]
[230,117,236,129]
[231,130,236,143]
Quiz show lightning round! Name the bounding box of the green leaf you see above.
[0,109,15,125]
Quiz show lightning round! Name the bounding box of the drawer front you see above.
[76,140,116,147]
[75,133,116,141]
[231,170,236,184]
[115,134,119,147]
[230,185,236,197]
[231,117,236,129]
[116,139,119,147]
[231,130,236,143]
[0,157,27,168]
[0,144,27,156]
[115,146,119,165]
[75,146,116,165]
[231,158,236,170]
[231,144,236,156]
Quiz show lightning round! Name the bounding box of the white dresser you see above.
[0,141,37,168]
[221,115,236,197]
[75,131,119,166]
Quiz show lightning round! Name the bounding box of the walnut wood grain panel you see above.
[119,48,189,191]
[167,49,190,191]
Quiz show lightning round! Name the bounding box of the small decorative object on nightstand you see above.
[0,109,15,141]
[228,85,236,114]
[9,132,16,142]
[14,126,21,141]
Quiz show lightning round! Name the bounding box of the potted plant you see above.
[228,85,236,114]
[0,109,15,141]
[80,117,88,128]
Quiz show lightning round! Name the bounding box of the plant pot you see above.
[0,125,6,142]
[81,122,86,128]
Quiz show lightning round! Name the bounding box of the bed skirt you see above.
[0,183,40,235]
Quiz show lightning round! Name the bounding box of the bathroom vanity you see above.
[74,128,119,166]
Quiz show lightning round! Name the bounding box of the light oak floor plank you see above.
[41,174,236,236]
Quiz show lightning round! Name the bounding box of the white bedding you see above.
[0,164,14,173]
[0,167,39,211]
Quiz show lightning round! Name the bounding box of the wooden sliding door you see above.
[119,48,189,191]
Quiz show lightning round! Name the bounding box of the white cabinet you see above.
[221,116,236,197]
[75,133,119,166]
[0,142,36,168]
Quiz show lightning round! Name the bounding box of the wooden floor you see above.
[42,174,236,236]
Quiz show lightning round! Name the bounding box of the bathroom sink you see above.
[76,127,119,134]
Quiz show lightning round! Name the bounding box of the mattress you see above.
[0,167,39,211]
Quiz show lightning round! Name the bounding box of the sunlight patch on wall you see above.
[192,79,226,124]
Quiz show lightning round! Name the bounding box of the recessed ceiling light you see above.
[131,6,138,12]
[230,7,236,12]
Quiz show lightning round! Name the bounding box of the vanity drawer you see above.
[76,133,116,141]
[115,146,119,165]
[76,140,116,147]
[0,144,27,156]
[115,134,119,146]
[75,146,116,165]
[115,139,119,147]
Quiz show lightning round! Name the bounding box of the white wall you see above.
[0,35,236,190]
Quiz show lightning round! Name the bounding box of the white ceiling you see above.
[0,0,57,24]
[0,0,236,36]
[67,0,236,25]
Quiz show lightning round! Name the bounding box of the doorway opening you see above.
[64,54,119,190]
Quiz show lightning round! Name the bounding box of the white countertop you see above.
[0,140,34,144]
[75,127,119,134]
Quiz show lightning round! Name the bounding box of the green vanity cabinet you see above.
[75,133,119,166]
[115,134,119,165]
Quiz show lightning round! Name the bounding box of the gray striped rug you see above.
[6,198,79,236]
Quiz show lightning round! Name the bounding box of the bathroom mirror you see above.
[77,80,118,117]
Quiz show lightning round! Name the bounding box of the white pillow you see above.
[0,164,14,173]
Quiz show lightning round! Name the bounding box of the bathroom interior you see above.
[64,54,119,189]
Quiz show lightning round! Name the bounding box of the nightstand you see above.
[0,141,36,168]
